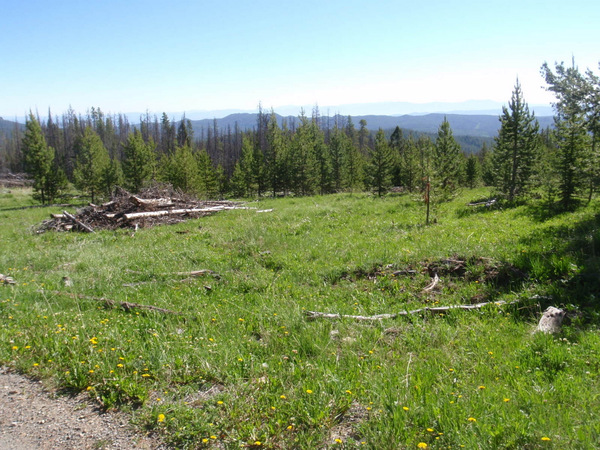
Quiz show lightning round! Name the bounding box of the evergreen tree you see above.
[554,111,590,209]
[465,154,480,188]
[367,128,393,196]
[21,112,63,203]
[160,112,176,155]
[289,113,318,196]
[358,119,370,156]
[265,111,287,197]
[432,118,462,200]
[541,60,591,208]
[101,157,123,197]
[230,135,258,197]
[122,130,155,193]
[176,114,193,148]
[478,142,495,186]
[73,126,110,202]
[389,126,404,187]
[311,119,332,195]
[491,80,540,201]
[195,149,218,198]
[164,145,199,193]
[328,126,348,192]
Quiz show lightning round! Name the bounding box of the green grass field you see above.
[1,187,599,449]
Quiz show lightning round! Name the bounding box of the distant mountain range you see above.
[1,111,555,154]
[187,112,555,139]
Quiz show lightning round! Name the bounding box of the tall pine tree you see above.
[73,126,110,202]
[491,80,540,201]
[431,118,462,200]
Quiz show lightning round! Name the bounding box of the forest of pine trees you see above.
[1,61,599,210]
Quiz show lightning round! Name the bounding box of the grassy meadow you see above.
[1,186,600,449]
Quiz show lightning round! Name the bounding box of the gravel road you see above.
[0,367,165,449]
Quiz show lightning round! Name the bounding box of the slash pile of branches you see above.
[36,185,246,233]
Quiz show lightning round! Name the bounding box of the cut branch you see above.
[304,299,518,321]
[63,210,95,233]
[423,273,440,291]
[45,291,181,315]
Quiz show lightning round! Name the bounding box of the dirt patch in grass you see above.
[328,401,369,445]
[337,255,527,286]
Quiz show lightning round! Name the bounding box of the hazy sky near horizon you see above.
[1,0,598,118]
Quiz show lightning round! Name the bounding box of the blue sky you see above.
[1,0,598,119]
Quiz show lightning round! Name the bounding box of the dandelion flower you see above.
[418,444,428,449]
[403,406,409,411]
[254,441,262,446]
[217,401,224,405]
[157,414,165,423]
[468,417,477,422]
[427,428,434,432]
[478,385,485,390]
[503,398,510,402]
[345,390,352,394]
[541,437,551,441]
[334,438,342,444]
[202,439,209,443]
[306,389,313,394]
[280,395,286,399]
[11,346,18,350]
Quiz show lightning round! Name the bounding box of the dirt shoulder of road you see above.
[0,367,165,450]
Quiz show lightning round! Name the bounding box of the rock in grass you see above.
[536,306,566,334]
[0,274,16,285]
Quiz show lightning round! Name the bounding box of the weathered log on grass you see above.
[123,206,240,220]
[46,290,181,315]
[125,268,221,279]
[304,299,518,321]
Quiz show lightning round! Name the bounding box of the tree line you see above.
[3,60,599,211]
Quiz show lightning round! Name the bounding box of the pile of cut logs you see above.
[37,186,247,233]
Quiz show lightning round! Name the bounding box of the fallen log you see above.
[123,206,239,220]
[45,290,181,315]
[468,199,497,207]
[63,210,95,233]
[125,268,221,279]
[304,299,518,321]
[129,195,175,208]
